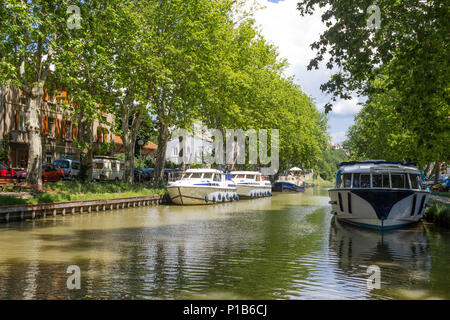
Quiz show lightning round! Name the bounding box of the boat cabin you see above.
[336,161,424,190]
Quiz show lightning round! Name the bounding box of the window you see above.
[246,175,255,180]
[352,173,360,188]
[213,173,221,182]
[360,174,370,188]
[93,162,103,169]
[111,162,117,170]
[54,160,69,168]
[45,153,52,164]
[48,118,55,137]
[202,173,213,179]
[19,112,26,131]
[189,172,202,179]
[173,147,178,156]
[410,174,421,189]
[391,174,407,189]
[372,174,390,188]
[65,121,72,139]
[342,173,352,188]
[72,162,80,170]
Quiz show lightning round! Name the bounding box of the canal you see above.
[0,188,449,300]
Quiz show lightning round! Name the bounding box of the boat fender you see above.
[218,193,222,201]
[222,194,226,202]
[236,194,239,201]
[212,196,217,203]
[205,195,209,203]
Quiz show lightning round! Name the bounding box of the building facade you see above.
[0,85,115,169]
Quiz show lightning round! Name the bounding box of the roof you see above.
[185,168,223,174]
[230,171,261,175]
[113,135,158,149]
[340,160,416,167]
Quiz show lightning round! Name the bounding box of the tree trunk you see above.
[122,132,136,184]
[424,162,432,178]
[79,118,93,182]
[152,121,169,186]
[25,86,43,189]
[433,161,441,184]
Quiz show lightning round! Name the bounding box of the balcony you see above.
[9,130,28,144]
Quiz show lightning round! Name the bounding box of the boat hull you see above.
[168,186,237,205]
[272,181,305,192]
[328,188,430,230]
[235,184,272,198]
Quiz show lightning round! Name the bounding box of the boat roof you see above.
[230,171,261,175]
[340,160,416,167]
[185,168,223,174]
[339,160,420,173]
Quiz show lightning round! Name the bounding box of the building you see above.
[113,135,158,158]
[0,85,115,169]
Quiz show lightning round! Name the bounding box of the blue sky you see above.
[253,0,362,144]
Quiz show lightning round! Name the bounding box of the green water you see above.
[0,188,449,300]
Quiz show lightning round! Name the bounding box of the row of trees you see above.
[1,0,329,188]
[298,0,449,174]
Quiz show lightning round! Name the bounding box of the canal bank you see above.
[0,188,449,300]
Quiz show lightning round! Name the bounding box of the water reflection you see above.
[0,190,449,300]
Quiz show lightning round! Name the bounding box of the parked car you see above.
[439,178,450,192]
[92,156,123,182]
[0,161,17,182]
[18,164,65,182]
[53,159,81,180]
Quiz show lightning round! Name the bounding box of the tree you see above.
[0,0,71,188]
[298,0,449,164]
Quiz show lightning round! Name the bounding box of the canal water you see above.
[0,188,449,300]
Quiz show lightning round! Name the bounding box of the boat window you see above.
[352,173,360,188]
[213,173,221,182]
[189,172,202,179]
[360,174,370,188]
[246,175,255,180]
[202,173,213,179]
[410,174,420,189]
[372,174,390,188]
[391,174,407,188]
[256,175,261,181]
[233,174,245,179]
[343,173,352,188]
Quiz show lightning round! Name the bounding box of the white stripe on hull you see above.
[236,185,272,198]
[168,186,237,205]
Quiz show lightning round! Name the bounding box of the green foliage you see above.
[0,134,9,164]
[425,199,450,228]
[315,148,349,182]
[298,0,449,164]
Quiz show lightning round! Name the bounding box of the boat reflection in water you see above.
[328,217,432,299]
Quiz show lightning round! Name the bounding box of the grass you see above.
[425,199,450,228]
[0,181,167,205]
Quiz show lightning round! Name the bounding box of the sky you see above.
[253,0,362,144]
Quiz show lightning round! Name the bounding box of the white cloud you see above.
[329,96,362,116]
[330,131,347,144]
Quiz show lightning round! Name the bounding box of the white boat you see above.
[167,169,238,205]
[230,171,272,198]
[328,160,431,230]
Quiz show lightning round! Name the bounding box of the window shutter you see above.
[55,118,60,138]
[61,119,66,139]
[97,127,102,142]
[103,129,108,143]
[72,125,77,140]
[42,115,48,135]
[15,110,20,130]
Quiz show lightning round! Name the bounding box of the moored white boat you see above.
[167,169,238,205]
[230,171,272,198]
[328,160,431,230]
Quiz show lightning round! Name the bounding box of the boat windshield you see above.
[233,174,245,179]
[246,175,255,180]
[338,171,423,189]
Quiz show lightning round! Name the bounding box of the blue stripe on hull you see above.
[338,218,416,231]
